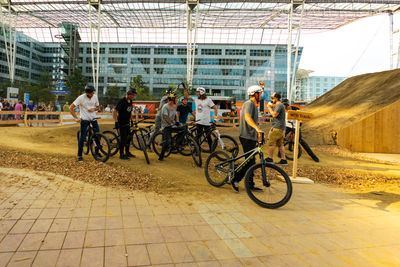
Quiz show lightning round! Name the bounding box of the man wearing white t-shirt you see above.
[185,87,218,150]
[69,85,100,162]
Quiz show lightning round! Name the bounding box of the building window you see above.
[131,47,151,55]
[0,64,8,74]
[225,49,246,56]
[202,49,222,55]
[86,47,105,54]
[108,57,127,64]
[16,57,30,68]
[15,68,29,78]
[250,59,269,67]
[154,68,164,74]
[109,47,128,54]
[154,58,167,65]
[250,49,271,57]
[154,48,174,55]
[17,46,31,58]
[131,58,151,65]
[177,48,198,55]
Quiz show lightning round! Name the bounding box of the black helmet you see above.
[127,87,137,95]
[271,92,281,100]
[85,85,95,93]
[282,98,290,105]
[165,88,173,95]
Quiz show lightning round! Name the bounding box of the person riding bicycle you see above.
[184,87,218,150]
[69,85,100,162]
[158,93,179,161]
[266,92,287,165]
[231,85,265,192]
[151,86,180,142]
[113,87,137,160]
[177,96,193,124]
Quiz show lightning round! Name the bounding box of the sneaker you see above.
[157,157,164,162]
[77,156,83,162]
[119,155,130,160]
[265,158,273,163]
[231,181,239,192]
[126,152,136,158]
[275,159,288,166]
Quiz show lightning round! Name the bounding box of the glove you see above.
[114,122,119,129]
[175,121,180,127]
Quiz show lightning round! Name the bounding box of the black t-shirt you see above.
[115,97,133,124]
[177,104,192,123]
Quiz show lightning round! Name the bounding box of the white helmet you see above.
[196,87,206,95]
[247,85,263,96]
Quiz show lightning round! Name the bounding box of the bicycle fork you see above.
[259,151,271,187]
[215,130,225,150]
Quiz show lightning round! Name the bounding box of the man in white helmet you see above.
[231,85,265,192]
[185,87,218,150]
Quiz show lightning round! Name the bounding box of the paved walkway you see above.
[359,153,400,165]
[0,167,399,267]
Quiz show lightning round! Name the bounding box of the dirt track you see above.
[0,123,399,198]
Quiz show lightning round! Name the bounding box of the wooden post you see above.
[292,120,301,178]
[24,111,28,127]
[60,112,64,126]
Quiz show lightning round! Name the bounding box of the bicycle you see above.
[190,121,239,157]
[205,134,292,209]
[76,118,111,162]
[152,123,202,167]
[102,119,150,164]
[278,122,319,162]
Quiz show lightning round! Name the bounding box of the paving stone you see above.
[32,250,60,267]
[186,241,215,261]
[80,247,104,267]
[8,251,36,267]
[0,234,25,252]
[104,245,127,267]
[105,229,125,246]
[166,242,194,263]
[18,232,46,251]
[147,243,172,265]
[63,231,85,249]
[41,232,66,250]
[56,249,82,267]
[126,245,150,266]
[124,228,145,245]
[30,219,53,233]
[84,230,104,248]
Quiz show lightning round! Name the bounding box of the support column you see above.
[186,0,199,91]
[0,2,17,85]
[287,0,305,102]
[89,0,102,95]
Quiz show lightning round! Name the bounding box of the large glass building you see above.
[297,76,346,102]
[0,28,302,100]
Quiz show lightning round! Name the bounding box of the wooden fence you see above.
[0,111,252,128]
[337,99,400,153]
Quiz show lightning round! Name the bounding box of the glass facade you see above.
[297,76,346,102]
[0,29,302,100]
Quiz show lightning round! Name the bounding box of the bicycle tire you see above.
[90,132,111,162]
[152,131,171,158]
[300,138,320,162]
[244,163,292,209]
[138,135,150,164]
[212,135,239,158]
[132,128,149,150]
[77,130,89,155]
[178,133,195,156]
[279,140,302,160]
[187,135,202,167]
[103,130,119,156]
[204,150,232,187]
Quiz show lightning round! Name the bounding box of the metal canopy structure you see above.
[0,0,398,42]
[1,0,400,99]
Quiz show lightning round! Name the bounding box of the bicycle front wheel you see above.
[90,133,111,162]
[187,135,202,167]
[103,131,119,156]
[138,135,150,164]
[152,131,171,158]
[212,135,239,158]
[244,163,292,209]
[204,150,232,187]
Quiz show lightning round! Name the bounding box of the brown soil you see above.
[301,68,400,145]
[0,123,399,196]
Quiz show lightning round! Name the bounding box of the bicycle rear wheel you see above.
[90,133,111,162]
[199,132,217,153]
[204,150,232,187]
[244,163,292,209]
[77,130,90,155]
[152,131,171,157]
[138,135,150,164]
[132,129,149,150]
[212,135,239,158]
[187,135,202,167]
[103,131,119,156]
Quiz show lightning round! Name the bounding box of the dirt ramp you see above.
[302,68,400,144]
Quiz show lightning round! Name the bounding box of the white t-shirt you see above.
[73,94,99,121]
[195,98,215,126]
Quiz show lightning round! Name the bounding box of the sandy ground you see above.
[0,123,399,201]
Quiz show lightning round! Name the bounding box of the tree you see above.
[104,85,121,105]
[14,69,54,104]
[66,68,87,103]
[129,75,157,100]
